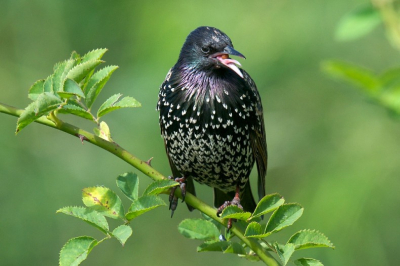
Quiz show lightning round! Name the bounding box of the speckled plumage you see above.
[157,26,267,212]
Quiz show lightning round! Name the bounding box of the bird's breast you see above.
[158,72,260,191]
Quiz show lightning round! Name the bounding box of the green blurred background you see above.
[1,0,400,265]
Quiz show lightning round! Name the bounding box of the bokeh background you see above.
[1,1,400,265]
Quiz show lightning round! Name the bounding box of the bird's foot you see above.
[216,186,242,230]
[168,176,187,217]
[216,199,243,230]
[216,197,243,217]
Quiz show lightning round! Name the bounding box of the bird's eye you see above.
[201,46,210,54]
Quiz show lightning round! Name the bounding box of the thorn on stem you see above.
[145,157,154,166]
[77,134,88,144]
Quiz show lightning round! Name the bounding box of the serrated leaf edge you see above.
[288,229,335,249]
[59,236,98,266]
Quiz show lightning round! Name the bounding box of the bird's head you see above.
[177,26,245,78]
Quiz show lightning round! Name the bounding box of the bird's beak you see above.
[211,46,245,78]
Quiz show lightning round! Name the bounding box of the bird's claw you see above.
[168,176,187,217]
[216,198,243,217]
[216,196,243,231]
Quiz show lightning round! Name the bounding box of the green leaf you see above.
[201,212,225,231]
[16,92,63,133]
[265,203,304,235]
[53,59,76,92]
[66,59,103,83]
[97,94,141,118]
[288,229,335,250]
[251,193,285,219]
[244,222,264,238]
[220,205,251,221]
[178,219,220,240]
[28,79,45,100]
[238,253,261,262]
[59,100,94,121]
[112,225,132,246]
[58,78,85,99]
[116,172,139,201]
[125,195,166,221]
[93,121,113,141]
[79,49,107,90]
[16,102,36,133]
[197,241,230,252]
[274,242,295,266]
[57,206,109,234]
[294,258,324,266]
[335,5,381,41]
[82,186,125,220]
[321,60,380,93]
[84,65,119,108]
[34,92,63,115]
[59,236,98,266]
[224,242,246,255]
[143,179,179,196]
[43,74,54,93]
[81,48,108,63]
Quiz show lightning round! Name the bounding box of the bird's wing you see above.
[163,141,196,211]
[243,70,268,202]
[158,68,196,211]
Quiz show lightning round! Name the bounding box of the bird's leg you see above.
[168,175,187,217]
[216,185,243,230]
[216,185,243,215]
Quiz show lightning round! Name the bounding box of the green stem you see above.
[0,102,280,266]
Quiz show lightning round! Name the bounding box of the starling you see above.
[157,26,267,219]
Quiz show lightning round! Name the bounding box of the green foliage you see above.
[82,186,125,220]
[178,193,333,265]
[59,236,98,266]
[322,60,400,115]
[116,172,140,201]
[142,179,179,195]
[16,49,140,133]
[293,258,324,266]
[274,243,295,266]
[265,203,304,235]
[288,230,334,250]
[57,207,109,234]
[57,170,334,266]
[335,5,382,41]
[325,2,400,116]
[251,193,285,219]
[85,65,119,108]
[321,61,379,93]
[220,206,252,220]
[178,219,220,240]
[93,121,113,141]
[58,172,172,266]
[97,93,141,118]
[17,93,63,131]
[197,241,230,252]
[112,225,133,246]
[125,195,166,221]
